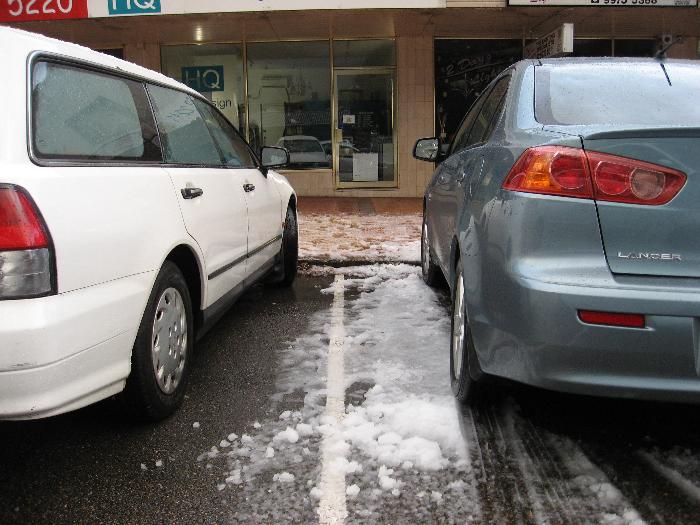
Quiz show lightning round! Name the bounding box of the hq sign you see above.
[107,0,159,14]
[182,66,225,93]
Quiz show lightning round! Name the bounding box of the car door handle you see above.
[243,183,255,193]
[181,187,203,199]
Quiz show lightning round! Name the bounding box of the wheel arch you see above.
[287,193,297,220]
[449,236,462,293]
[164,244,205,334]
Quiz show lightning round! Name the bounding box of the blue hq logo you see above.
[182,66,225,93]
[108,0,161,15]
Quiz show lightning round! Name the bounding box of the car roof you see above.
[278,135,322,142]
[0,26,200,97]
[536,57,697,66]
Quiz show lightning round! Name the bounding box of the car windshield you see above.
[535,62,700,126]
[279,138,323,153]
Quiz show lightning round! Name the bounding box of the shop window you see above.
[161,44,246,134]
[335,71,396,185]
[98,48,124,59]
[572,39,613,57]
[434,39,522,144]
[247,41,331,169]
[614,39,656,57]
[333,40,395,67]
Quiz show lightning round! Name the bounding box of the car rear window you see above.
[535,62,700,126]
[31,61,160,162]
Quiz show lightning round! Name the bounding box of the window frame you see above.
[191,96,258,169]
[449,95,487,156]
[27,51,262,171]
[467,74,511,147]
[146,85,224,169]
[28,54,163,166]
[450,73,511,156]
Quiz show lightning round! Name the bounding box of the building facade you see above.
[3,1,699,197]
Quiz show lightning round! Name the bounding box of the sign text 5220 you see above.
[0,0,88,22]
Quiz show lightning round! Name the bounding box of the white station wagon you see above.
[0,28,297,421]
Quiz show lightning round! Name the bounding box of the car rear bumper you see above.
[0,272,154,419]
[473,270,700,402]
[0,331,134,419]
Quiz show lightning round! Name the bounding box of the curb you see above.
[299,259,421,268]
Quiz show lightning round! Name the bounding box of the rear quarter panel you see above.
[457,64,606,372]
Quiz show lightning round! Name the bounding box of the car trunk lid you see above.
[581,130,700,277]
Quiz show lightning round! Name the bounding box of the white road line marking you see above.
[318,274,347,525]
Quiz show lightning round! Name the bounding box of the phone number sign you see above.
[0,0,88,21]
[509,0,696,5]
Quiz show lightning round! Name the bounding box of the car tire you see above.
[275,205,298,287]
[450,258,486,405]
[121,261,193,421]
[421,211,442,287]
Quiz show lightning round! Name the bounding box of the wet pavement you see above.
[3,266,700,525]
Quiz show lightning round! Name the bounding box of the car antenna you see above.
[655,36,682,86]
[654,35,683,60]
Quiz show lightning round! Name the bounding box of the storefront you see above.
[3,1,700,197]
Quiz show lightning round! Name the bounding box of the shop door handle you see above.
[181,187,203,199]
[244,183,256,193]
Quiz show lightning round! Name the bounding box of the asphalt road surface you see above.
[3,265,700,525]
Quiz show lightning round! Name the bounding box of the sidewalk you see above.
[296,197,423,266]
[298,197,422,216]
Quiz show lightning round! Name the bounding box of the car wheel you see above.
[421,212,442,287]
[275,205,298,287]
[121,261,193,421]
[450,258,486,405]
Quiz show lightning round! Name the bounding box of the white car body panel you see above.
[244,170,284,276]
[165,167,249,307]
[0,27,296,419]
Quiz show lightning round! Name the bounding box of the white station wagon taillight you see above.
[0,186,54,299]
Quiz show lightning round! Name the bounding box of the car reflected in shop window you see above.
[276,135,330,169]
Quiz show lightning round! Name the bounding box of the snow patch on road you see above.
[549,435,646,524]
[195,264,478,522]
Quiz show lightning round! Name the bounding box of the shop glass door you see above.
[333,69,396,188]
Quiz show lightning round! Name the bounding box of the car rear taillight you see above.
[503,146,686,205]
[587,151,686,205]
[0,186,54,299]
[502,146,593,199]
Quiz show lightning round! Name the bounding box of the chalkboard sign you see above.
[435,40,522,141]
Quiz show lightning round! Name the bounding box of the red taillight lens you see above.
[578,310,646,328]
[504,147,686,205]
[502,146,593,199]
[0,188,49,250]
[588,151,686,205]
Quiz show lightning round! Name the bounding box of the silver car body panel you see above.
[424,58,700,402]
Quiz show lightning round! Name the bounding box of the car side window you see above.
[31,61,160,162]
[147,85,221,166]
[466,76,510,147]
[193,99,257,169]
[450,96,487,156]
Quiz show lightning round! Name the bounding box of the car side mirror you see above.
[413,137,440,162]
[261,146,290,172]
